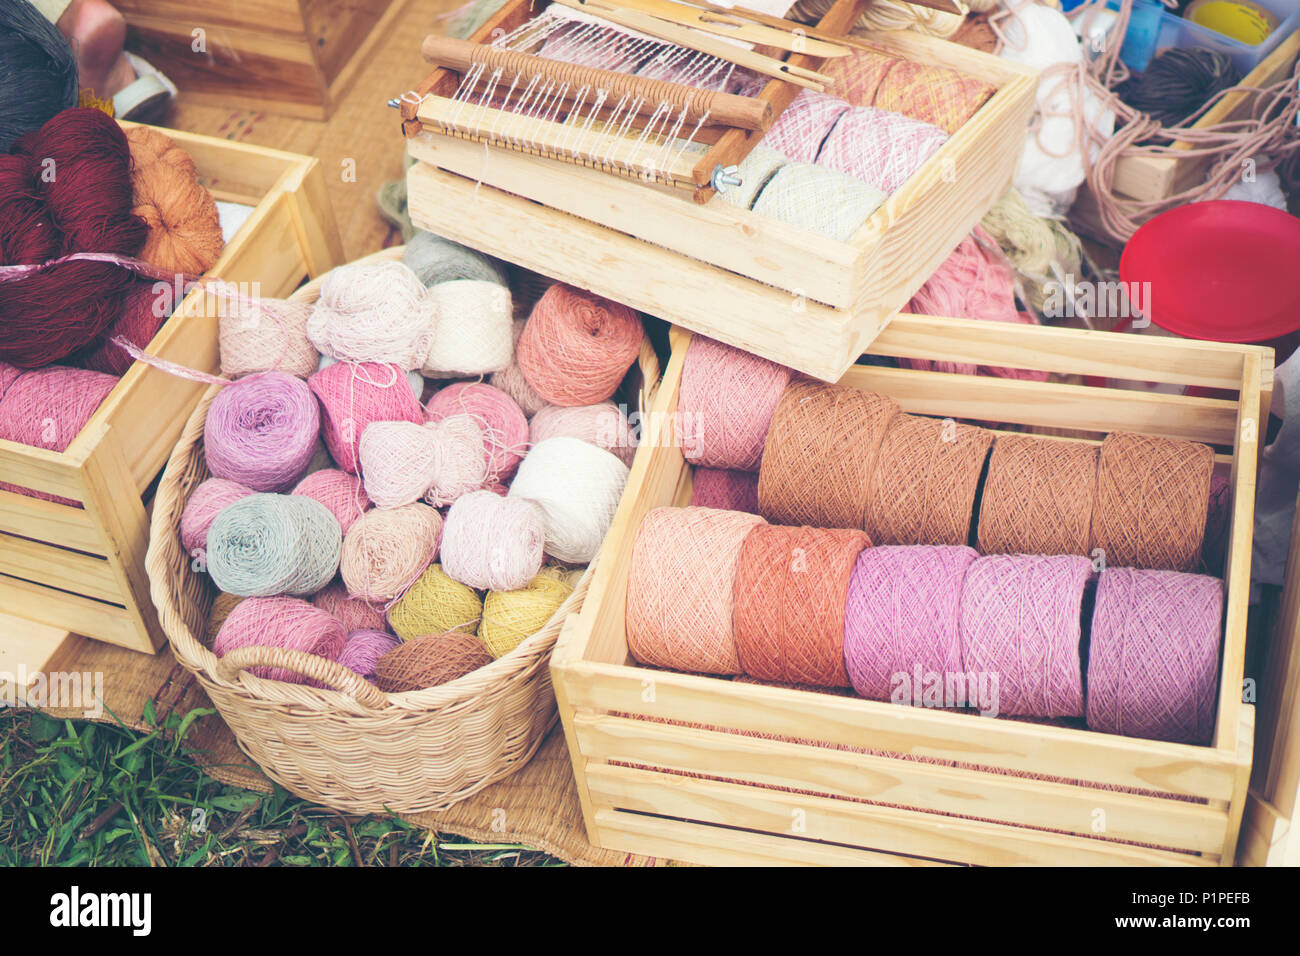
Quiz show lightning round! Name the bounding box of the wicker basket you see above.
[145,246,662,814]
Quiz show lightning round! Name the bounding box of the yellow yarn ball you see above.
[479,572,574,659]
[206,591,244,645]
[388,564,483,641]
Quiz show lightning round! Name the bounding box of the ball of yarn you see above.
[1119,48,1240,128]
[374,630,493,693]
[403,230,509,287]
[490,319,549,416]
[125,126,224,275]
[180,477,254,555]
[690,467,760,514]
[977,434,1098,556]
[626,506,766,674]
[206,493,341,597]
[213,595,346,686]
[441,491,545,591]
[530,401,637,467]
[0,1,78,153]
[311,580,388,633]
[823,50,899,108]
[80,279,173,376]
[718,146,787,210]
[1091,432,1214,572]
[305,259,437,370]
[387,564,483,640]
[422,280,514,378]
[357,420,439,509]
[308,360,424,474]
[865,413,992,546]
[959,553,1093,718]
[205,591,245,645]
[843,544,978,702]
[480,571,574,658]
[677,335,792,471]
[733,524,868,687]
[203,371,319,492]
[220,298,318,379]
[339,502,443,602]
[751,163,887,242]
[758,380,898,528]
[318,354,424,400]
[516,284,643,407]
[508,436,630,563]
[291,468,370,534]
[427,381,529,480]
[873,60,996,134]
[760,90,850,163]
[339,629,402,680]
[1087,567,1222,744]
[817,107,950,193]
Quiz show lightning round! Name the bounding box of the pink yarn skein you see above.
[529,401,638,467]
[426,381,528,481]
[311,580,388,633]
[690,467,760,514]
[213,595,346,687]
[292,469,371,534]
[203,371,319,492]
[308,360,424,474]
[180,477,255,555]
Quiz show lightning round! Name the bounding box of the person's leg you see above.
[53,0,132,98]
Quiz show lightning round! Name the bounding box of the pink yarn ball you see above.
[180,477,254,555]
[80,279,172,376]
[204,371,319,492]
[311,580,389,633]
[690,467,760,514]
[426,382,529,481]
[339,629,402,680]
[308,360,424,474]
[213,595,346,687]
[292,468,371,534]
[530,401,637,467]
[440,490,545,591]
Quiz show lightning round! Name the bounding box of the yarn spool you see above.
[374,630,493,693]
[205,493,341,597]
[761,90,851,163]
[817,107,950,193]
[403,229,509,287]
[530,401,637,467]
[426,381,529,480]
[480,571,574,658]
[977,434,1098,556]
[1091,432,1214,572]
[0,0,78,153]
[339,630,402,680]
[690,467,760,514]
[203,371,319,492]
[305,259,436,370]
[213,596,346,686]
[490,319,549,417]
[205,591,245,645]
[339,502,443,603]
[441,490,545,591]
[1087,567,1223,744]
[220,298,318,379]
[626,506,766,675]
[423,414,488,507]
[308,360,424,474]
[1119,48,1240,127]
[422,280,514,377]
[80,279,173,376]
[733,524,868,687]
[508,436,630,563]
[311,580,388,634]
[360,415,487,509]
[387,564,483,641]
[842,544,978,702]
[823,50,900,107]
[125,126,224,276]
[718,146,787,210]
[751,163,887,241]
[180,477,254,555]
[757,380,899,529]
[291,469,370,534]
[516,284,643,407]
[959,553,1093,718]
[873,60,996,134]
[865,414,992,546]
[0,362,21,402]
[319,355,424,400]
[677,334,792,472]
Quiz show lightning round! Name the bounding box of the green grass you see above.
[0,707,561,867]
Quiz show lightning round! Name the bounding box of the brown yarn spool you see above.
[757,380,898,529]
[373,630,493,693]
[732,524,869,687]
[1091,432,1214,572]
[865,414,992,546]
[978,434,1099,556]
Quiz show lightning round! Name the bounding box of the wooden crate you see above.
[402,0,1038,383]
[116,0,411,120]
[0,126,343,692]
[551,317,1271,866]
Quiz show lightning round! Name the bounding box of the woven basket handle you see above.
[215,646,388,710]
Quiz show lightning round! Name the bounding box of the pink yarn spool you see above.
[959,554,1093,719]
[690,467,760,514]
[1087,567,1223,745]
[311,579,388,633]
[292,469,371,534]
[180,477,254,555]
[80,279,172,376]
[426,381,529,481]
[213,595,346,686]
[490,319,548,417]
[760,90,851,163]
[204,371,319,492]
[843,545,978,703]
[676,335,792,471]
[308,360,424,474]
[529,401,638,467]
[817,107,949,193]
[339,629,402,680]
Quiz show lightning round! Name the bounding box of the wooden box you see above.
[551,318,1271,866]
[402,0,1038,383]
[0,127,342,686]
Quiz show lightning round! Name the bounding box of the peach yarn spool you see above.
[516,284,643,407]
[479,571,574,658]
[421,280,514,378]
[125,126,224,275]
[311,579,388,633]
[1091,432,1214,572]
[213,596,346,686]
[339,502,443,602]
[530,401,638,467]
[757,380,899,528]
[508,436,630,563]
[305,259,437,370]
[977,434,1098,556]
[307,360,424,474]
[490,319,548,417]
[387,564,483,641]
[440,490,545,591]
[374,630,493,693]
[291,468,370,534]
[865,413,992,546]
[677,335,792,472]
[823,50,900,107]
[426,381,529,481]
[733,524,868,687]
[872,60,996,134]
[626,506,766,675]
[180,477,254,555]
[219,298,318,379]
[690,467,760,514]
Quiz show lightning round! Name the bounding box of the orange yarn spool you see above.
[978,434,1099,556]
[872,60,996,135]
[865,414,992,546]
[757,380,898,529]
[823,50,900,107]
[732,524,869,687]
[125,126,224,275]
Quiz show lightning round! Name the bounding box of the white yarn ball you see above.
[358,420,442,509]
[508,436,630,563]
[318,353,424,399]
[490,318,548,416]
[440,490,546,591]
[306,260,438,370]
[422,280,514,378]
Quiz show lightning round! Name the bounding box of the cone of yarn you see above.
[865,413,992,546]
[758,380,898,528]
[959,553,1092,718]
[220,298,318,379]
[760,90,851,163]
[339,503,443,602]
[80,279,173,376]
[311,579,388,633]
[203,371,318,492]
[291,469,370,534]
[508,436,630,563]
[206,493,341,597]
[733,524,868,687]
[305,259,437,369]
[530,401,637,467]
[180,477,255,555]
[842,544,978,702]
[817,107,949,193]
[388,564,483,640]
[978,434,1098,556]
[516,284,643,407]
[339,629,402,680]
[357,416,486,509]
[422,280,514,377]
[677,334,792,471]
[441,490,545,591]
[690,467,760,514]
[873,60,996,134]
[374,630,493,693]
[213,596,346,686]
[1087,567,1222,744]
[490,319,549,417]
[125,126,224,275]
[426,381,529,480]
[751,163,887,241]
[823,50,900,107]
[626,506,766,675]
[1091,432,1214,572]
[718,146,787,210]
[480,571,574,658]
[205,591,245,645]
[403,230,509,287]
[308,360,424,474]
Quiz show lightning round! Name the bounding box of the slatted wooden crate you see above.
[551,318,1270,866]
[0,126,342,690]
[401,0,1038,383]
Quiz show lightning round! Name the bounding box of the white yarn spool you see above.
[508,436,630,563]
[306,260,438,370]
[219,299,318,378]
[530,401,638,466]
[490,318,548,416]
[440,490,546,591]
[318,353,424,399]
[421,280,514,378]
